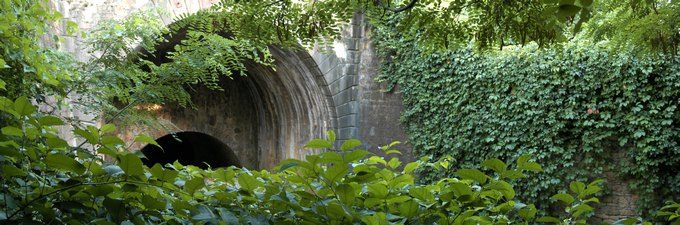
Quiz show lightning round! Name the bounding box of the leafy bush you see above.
[375,30,679,214]
[1,101,678,224]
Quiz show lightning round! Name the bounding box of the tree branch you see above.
[376,0,418,13]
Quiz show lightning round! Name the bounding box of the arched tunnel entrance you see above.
[128,18,337,170]
[141,132,240,169]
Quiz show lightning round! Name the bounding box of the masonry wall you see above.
[309,13,413,161]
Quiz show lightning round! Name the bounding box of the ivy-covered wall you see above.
[375,36,679,214]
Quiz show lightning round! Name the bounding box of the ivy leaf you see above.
[118,153,144,177]
[304,139,332,149]
[46,153,86,174]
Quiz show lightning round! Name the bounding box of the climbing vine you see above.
[375,30,679,214]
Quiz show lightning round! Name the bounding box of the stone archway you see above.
[128,29,336,169]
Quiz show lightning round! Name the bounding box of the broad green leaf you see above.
[344,149,369,163]
[1,126,23,136]
[361,212,388,225]
[13,96,36,116]
[118,153,144,177]
[518,204,537,220]
[340,139,361,151]
[569,181,586,195]
[100,124,116,134]
[86,184,114,196]
[399,200,419,217]
[184,177,205,195]
[74,127,98,144]
[150,164,178,182]
[409,186,435,203]
[319,152,343,164]
[449,182,473,197]
[323,164,349,183]
[385,149,402,155]
[482,158,507,173]
[368,183,389,198]
[38,116,64,126]
[46,153,85,174]
[571,203,594,218]
[212,167,236,182]
[141,195,166,210]
[455,169,488,184]
[403,162,419,174]
[552,193,575,204]
[1,165,26,177]
[134,134,159,147]
[304,139,332,149]
[336,184,355,205]
[275,159,299,172]
[520,161,543,172]
[536,216,561,223]
[46,137,69,149]
[238,173,262,192]
[101,136,124,146]
[387,157,401,169]
[487,180,515,199]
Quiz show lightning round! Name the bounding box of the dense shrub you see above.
[375,33,680,214]
[1,102,678,224]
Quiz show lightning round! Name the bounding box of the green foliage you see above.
[0,0,78,116]
[375,25,679,215]
[374,0,593,50]
[583,0,679,54]
[0,104,676,224]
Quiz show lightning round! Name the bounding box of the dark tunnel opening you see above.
[140,131,241,169]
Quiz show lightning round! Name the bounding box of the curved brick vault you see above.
[131,34,336,169]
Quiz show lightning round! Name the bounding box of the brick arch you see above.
[122,16,337,169]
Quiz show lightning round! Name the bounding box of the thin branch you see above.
[376,0,418,13]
